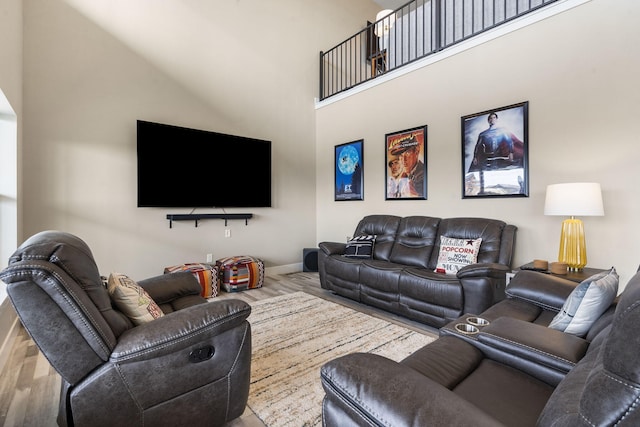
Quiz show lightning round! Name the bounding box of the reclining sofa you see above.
[318,214,517,327]
[320,267,636,426]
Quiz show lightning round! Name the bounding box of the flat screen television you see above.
[137,120,272,208]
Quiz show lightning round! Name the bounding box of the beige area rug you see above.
[247,291,437,427]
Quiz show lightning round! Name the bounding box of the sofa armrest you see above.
[478,316,589,373]
[137,271,203,304]
[111,298,251,362]
[318,241,347,256]
[506,270,578,311]
[321,353,503,427]
[457,262,511,279]
[456,263,510,314]
[86,299,251,417]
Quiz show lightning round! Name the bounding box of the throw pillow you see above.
[434,236,482,274]
[343,235,376,259]
[548,267,619,337]
[108,272,165,325]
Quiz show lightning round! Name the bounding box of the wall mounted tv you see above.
[137,120,272,208]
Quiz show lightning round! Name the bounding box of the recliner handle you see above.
[189,346,215,363]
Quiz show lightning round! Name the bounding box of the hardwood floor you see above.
[0,272,438,427]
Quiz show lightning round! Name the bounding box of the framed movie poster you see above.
[385,125,427,200]
[335,140,364,201]
[462,102,529,198]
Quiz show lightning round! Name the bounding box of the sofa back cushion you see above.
[7,230,130,341]
[353,215,401,261]
[389,216,441,268]
[428,218,507,269]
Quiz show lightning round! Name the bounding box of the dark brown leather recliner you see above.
[0,231,252,427]
[320,269,640,426]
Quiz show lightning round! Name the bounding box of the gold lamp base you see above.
[558,217,587,271]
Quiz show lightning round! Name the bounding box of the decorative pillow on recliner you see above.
[343,235,376,259]
[107,272,164,325]
[548,267,619,337]
[434,236,482,274]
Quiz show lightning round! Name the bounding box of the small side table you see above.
[517,262,608,284]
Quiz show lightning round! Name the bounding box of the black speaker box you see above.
[302,248,319,272]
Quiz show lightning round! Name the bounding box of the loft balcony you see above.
[319,0,564,101]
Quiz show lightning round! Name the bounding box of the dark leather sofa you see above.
[320,269,639,426]
[0,231,252,427]
[318,214,517,327]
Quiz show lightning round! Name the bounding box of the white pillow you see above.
[548,267,619,337]
[434,236,482,274]
[108,272,165,325]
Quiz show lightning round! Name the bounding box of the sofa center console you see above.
[440,313,491,342]
[441,313,590,385]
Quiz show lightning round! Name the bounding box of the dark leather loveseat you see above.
[318,214,517,327]
[320,268,637,426]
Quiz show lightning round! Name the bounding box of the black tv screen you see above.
[137,120,272,208]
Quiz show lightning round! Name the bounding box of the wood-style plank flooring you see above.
[0,272,438,427]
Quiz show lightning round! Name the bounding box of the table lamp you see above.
[544,183,604,271]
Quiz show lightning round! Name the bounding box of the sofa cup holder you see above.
[455,323,479,335]
[467,317,490,327]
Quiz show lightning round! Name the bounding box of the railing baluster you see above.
[319,0,560,100]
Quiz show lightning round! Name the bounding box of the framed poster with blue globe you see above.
[335,140,364,201]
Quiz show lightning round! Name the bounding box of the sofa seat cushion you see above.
[323,255,364,281]
[402,336,554,426]
[398,268,464,326]
[454,359,554,426]
[359,260,405,311]
[399,268,463,310]
[321,255,365,300]
[402,335,483,388]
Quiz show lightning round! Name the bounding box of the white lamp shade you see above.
[374,9,395,36]
[544,183,604,216]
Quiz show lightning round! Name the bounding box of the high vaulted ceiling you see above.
[373,0,407,11]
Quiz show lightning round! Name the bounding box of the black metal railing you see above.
[319,0,560,101]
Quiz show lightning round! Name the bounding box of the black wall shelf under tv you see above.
[166,213,253,228]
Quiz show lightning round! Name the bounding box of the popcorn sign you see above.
[434,237,483,274]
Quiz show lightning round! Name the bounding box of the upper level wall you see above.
[19,0,379,280]
[315,0,640,287]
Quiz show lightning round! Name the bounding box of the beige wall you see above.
[5,0,640,293]
[316,0,640,288]
[0,0,22,309]
[19,0,379,280]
